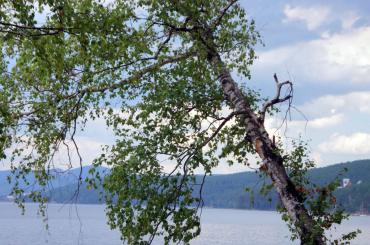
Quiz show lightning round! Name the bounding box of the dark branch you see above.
[259,73,293,123]
[17,51,196,117]
[199,110,246,148]
[0,21,80,37]
[211,0,239,29]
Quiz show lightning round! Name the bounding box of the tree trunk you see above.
[208,52,325,244]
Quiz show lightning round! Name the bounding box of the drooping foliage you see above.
[0,1,259,243]
[0,1,359,244]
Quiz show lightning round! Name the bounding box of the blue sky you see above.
[241,0,370,168]
[20,1,370,173]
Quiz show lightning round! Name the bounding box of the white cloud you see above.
[255,26,370,84]
[319,132,370,155]
[265,113,344,138]
[325,27,370,68]
[51,136,108,169]
[311,151,323,165]
[261,91,370,166]
[308,114,344,128]
[300,91,370,118]
[283,5,361,32]
[283,5,331,30]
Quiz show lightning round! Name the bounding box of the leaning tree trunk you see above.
[205,49,325,244]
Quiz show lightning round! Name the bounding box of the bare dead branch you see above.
[259,73,293,123]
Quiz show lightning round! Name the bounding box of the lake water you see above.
[0,202,369,245]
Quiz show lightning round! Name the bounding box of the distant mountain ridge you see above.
[0,166,108,196]
[1,159,370,212]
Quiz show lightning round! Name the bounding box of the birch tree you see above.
[0,1,356,244]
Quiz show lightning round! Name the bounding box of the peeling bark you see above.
[207,52,325,244]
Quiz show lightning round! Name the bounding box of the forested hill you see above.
[1,159,370,213]
[199,159,370,212]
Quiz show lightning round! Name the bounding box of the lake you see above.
[0,202,369,244]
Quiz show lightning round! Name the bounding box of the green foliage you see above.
[0,0,360,244]
[0,0,261,243]
[275,139,360,244]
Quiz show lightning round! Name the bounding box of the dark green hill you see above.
[195,171,277,209]
[1,159,370,212]
[198,159,370,212]
[308,159,370,185]
[0,166,108,196]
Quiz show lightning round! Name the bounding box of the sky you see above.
[240,0,370,168]
[3,1,370,173]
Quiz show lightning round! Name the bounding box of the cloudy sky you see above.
[6,1,368,173]
[241,0,370,167]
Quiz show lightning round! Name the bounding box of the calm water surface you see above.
[0,202,369,244]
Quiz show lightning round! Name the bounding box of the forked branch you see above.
[259,73,293,123]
